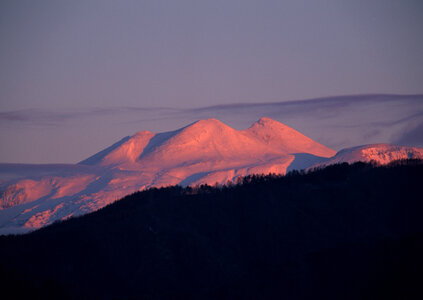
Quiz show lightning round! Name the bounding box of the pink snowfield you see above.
[86,117,335,170]
[311,144,423,169]
[0,117,421,235]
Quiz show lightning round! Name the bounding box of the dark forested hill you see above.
[0,160,422,299]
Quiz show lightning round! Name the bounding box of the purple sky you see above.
[1,1,423,163]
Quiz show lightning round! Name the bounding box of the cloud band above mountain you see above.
[0,94,422,163]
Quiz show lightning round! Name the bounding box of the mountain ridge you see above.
[0,117,422,234]
[311,143,423,169]
[80,117,336,170]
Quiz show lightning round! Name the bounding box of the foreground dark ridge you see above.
[0,160,422,299]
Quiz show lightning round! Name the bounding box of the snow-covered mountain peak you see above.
[81,118,337,171]
[189,118,227,128]
[80,130,156,167]
[137,119,269,167]
[253,116,285,127]
[245,117,336,158]
[2,118,422,235]
[175,118,234,138]
[133,130,154,137]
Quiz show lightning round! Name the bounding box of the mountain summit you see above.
[245,117,335,157]
[0,118,421,234]
[80,117,335,170]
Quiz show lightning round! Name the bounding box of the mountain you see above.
[80,117,335,168]
[311,144,423,169]
[0,117,421,235]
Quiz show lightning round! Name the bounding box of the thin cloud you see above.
[1,94,422,151]
[393,121,423,147]
[0,107,178,127]
[1,93,421,126]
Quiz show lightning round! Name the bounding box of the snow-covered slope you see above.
[311,144,423,169]
[80,118,335,168]
[0,118,420,235]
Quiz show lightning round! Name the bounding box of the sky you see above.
[1,0,422,163]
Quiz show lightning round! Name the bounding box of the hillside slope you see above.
[0,161,422,299]
[0,118,336,234]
